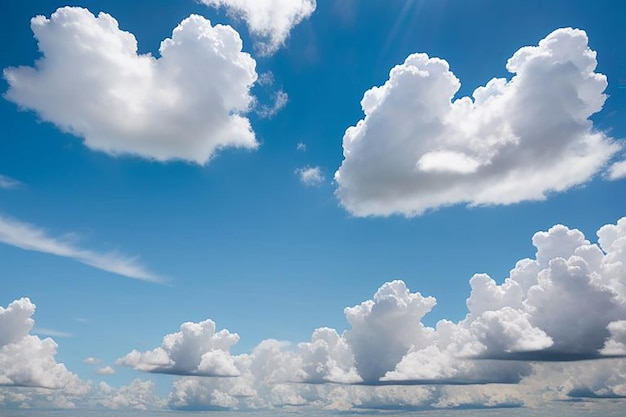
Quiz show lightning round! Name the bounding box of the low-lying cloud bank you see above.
[335,28,623,217]
[0,298,166,410]
[114,218,626,410]
[3,218,625,410]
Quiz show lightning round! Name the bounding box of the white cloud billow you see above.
[0,215,160,282]
[344,280,437,382]
[117,319,240,376]
[3,7,258,164]
[0,298,85,391]
[119,217,626,410]
[199,0,316,55]
[335,28,620,216]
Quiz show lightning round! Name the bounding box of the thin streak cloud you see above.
[32,328,74,338]
[0,175,21,190]
[0,215,162,283]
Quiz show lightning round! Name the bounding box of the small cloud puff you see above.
[296,166,324,187]
[96,366,116,375]
[608,160,626,180]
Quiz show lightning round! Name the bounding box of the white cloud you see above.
[296,142,307,151]
[97,379,165,410]
[199,0,316,55]
[344,280,436,382]
[4,7,258,164]
[117,319,240,376]
[251,70,288,118]
[0,215,161,282]
[256,71,275,86]
[255,90,288,118]
[0,298,87,392]
[83,357,101,365]
[167,339,310,410]
[335,28,620,217]
[96,366,116,375]
[385,218,626,388]
[608,160,626,180]
[0,175,21,190]
[117,218,626,410]
[296,166,324,186]
[32,327,73,338]
[297,327,360,384]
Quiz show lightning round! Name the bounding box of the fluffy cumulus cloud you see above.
[378,217,626,395]
[0,298,86,392]
[335,28,620,216]
[117,319,240,376]
[344,280,437,382]
[117,217,626,411]
[3,7,258,164]
[199,0,316,55]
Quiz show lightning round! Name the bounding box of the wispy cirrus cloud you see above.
[32,328,73,338]
[0,175,22,190]
[0,215,162,283]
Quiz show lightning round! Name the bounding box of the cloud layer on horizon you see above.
[117,218,626,411]
[4,7,258,164]
[335,28,621,217]
[3,218,626,410]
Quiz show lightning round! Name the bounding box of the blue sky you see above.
[1,0,626,411]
